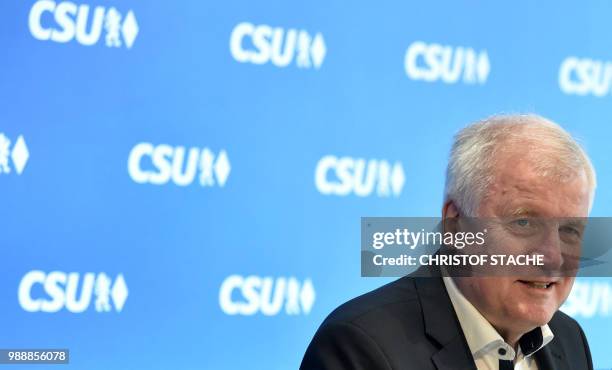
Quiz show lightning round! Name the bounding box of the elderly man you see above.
[301,114,595,370]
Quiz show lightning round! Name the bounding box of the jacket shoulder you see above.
[322,277,420,326]
[301,277,435,370]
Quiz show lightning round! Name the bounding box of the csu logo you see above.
[0,133,29,176]
[28,0,139,48]
[128,143,230,187]
[18,271,128,313]
[561,280,612,319]
[230,22,326,69]
[405,41,490,85]
[559,57,612,97]
[315,155,405,197]
[219,275,315,316]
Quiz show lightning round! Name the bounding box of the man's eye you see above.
[560,226,581,237]
[515,219,530,227]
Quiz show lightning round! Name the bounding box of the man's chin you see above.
[512,303,557,328]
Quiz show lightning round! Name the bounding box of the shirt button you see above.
[498,348,507,356]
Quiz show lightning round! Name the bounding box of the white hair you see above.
[444,114,597,216]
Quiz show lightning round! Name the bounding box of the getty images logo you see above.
[28,1,138,48]
[315,155,405,197]
[18,271,128,313]
[230,22,326,69]
[0,133,29,176]
[128,143,230,187]
[405,41,490,85]
[219,275,315,316]
[559,56,612,97]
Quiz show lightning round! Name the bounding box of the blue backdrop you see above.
[1,1,611,369]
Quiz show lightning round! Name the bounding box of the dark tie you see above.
[499,359,514,370]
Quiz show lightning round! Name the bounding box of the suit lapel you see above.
[413,269,571,370]
[431,335,478,370]
[414,276,477,370]
[534,341,570,370]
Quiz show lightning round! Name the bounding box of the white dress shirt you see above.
[442,277,554,370]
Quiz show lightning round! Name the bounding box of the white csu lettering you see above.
[127,142,229,187]
[219,275,315,316]
[561,280,612,318]
[29,0,106,45]
[19,271,127,313]
[315,155,405,197]
[559,57,612,97]
[229,22,323,68]
[404,41,490,84]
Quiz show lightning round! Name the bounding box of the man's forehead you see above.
[497,201,586,218]
[481,161,590,217]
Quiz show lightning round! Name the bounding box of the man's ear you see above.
[442,200,460,234]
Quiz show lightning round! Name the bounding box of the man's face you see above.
[454,152,590,336]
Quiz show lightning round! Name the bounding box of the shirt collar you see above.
[442,276,554,361]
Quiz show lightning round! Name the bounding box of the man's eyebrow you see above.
[508,207,538,216]
[562,218,588,228]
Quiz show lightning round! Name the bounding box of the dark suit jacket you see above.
[301,275,593,370]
